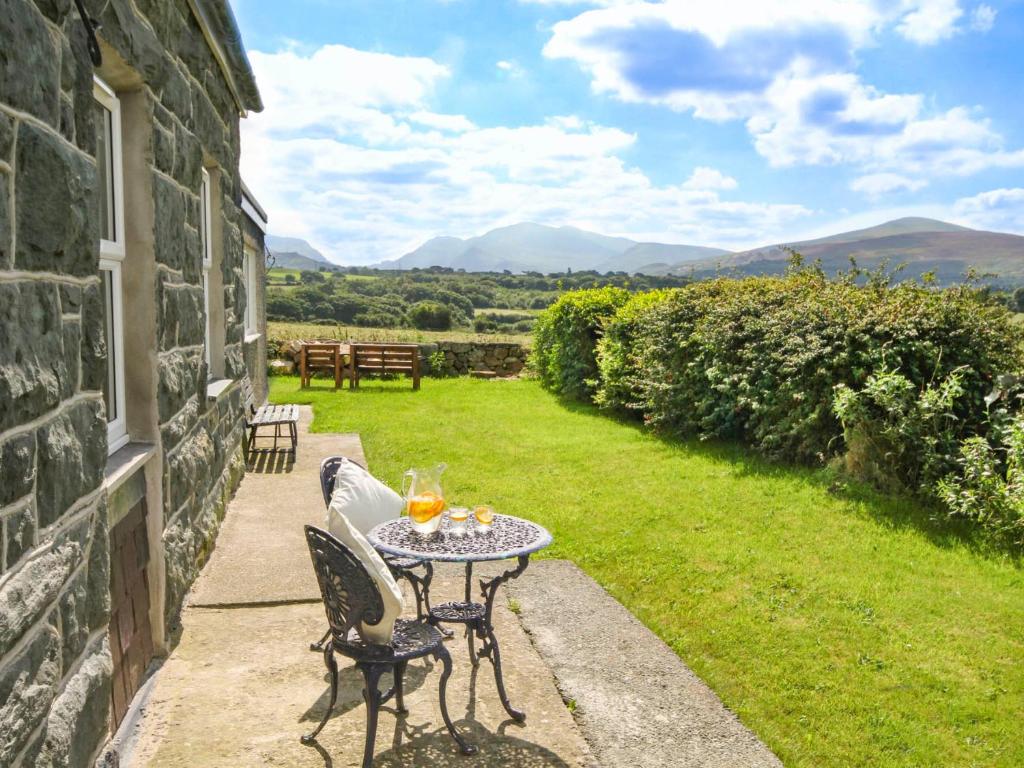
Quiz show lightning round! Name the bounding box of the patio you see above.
[114,408,779,767]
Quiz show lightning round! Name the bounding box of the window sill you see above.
[243,331,262,344]
[206,377,236,402]
[104,441,156,495]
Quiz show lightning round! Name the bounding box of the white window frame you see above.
[95,76,129,455]
[200,168,213,371]
[244,250,258,335]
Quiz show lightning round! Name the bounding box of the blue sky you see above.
[232,0,1024,264]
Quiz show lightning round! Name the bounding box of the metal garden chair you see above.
[319,456,435,618]
[301,526,476,764]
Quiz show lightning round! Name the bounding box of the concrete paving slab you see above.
[508,560,782,768]
[188,407,366,607]
[127,570,594,767]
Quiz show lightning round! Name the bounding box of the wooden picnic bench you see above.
[349,343,421,390]
[299,342,347,389]
[242,377,299,459]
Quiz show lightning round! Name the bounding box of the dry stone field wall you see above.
[429,341,527,377]
[0,0,255,764]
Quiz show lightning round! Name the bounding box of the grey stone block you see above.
[0,536,81,658]
[35,399,106,528]
[4,503,36,569]
[158,349,203,423]
[0,432,34,507]
[0,2,60,126]
[14,122,98,276]
[32,0,71,23]
[0,112,12,162]
[79,282,106,393]
[0,282,67,432]
[21,637,113,768]
[153,175,187,272]
[85,500,110,631]
[59,284,82,314]
[0,620,61,766]
[153,122,175,177]
[58,570,88,672]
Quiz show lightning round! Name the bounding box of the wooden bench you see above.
[299,342,345,389]
[242,377,299,459]
[349,343,421,390]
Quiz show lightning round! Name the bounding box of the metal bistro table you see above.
[367,513,552,722]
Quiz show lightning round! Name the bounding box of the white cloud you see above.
[971,4,996,32]
[542,0,1020,184]
[408,111,476,132]
[896,0,963,44]
[954,188,1024,233]
[496,59,527,78]
[850,173,928,198]
[683,167,738,191]
[242,44,811,263]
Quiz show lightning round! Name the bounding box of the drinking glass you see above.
[473,505,494,534]
[448,506,469,536]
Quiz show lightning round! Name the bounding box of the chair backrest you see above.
[301,343,341,371]
[351,343,418,372]
[320,455,368,507]
[304,525,384,645]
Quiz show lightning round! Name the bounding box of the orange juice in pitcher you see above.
[403,464,447,534]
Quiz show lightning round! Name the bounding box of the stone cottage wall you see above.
[0,0,258,764]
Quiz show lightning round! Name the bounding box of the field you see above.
[271,375,1024,768]
[267,320,532,347]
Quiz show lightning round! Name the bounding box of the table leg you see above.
[474,555,530,721]
[465,562,477,666]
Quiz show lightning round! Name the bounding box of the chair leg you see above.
[394,660,408,714]
[310,627,330,652]
[301,644,338,744]
[359,663,387,768]
[434,647,477,756]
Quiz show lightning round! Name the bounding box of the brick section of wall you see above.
[0,1,257,764]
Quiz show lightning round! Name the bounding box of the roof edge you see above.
[186,0,263,114]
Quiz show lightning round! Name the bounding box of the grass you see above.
[270,376,1024,767]
[268,320,532,347]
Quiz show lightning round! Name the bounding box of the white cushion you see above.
[326,460,404,535]
[326,511,404,644]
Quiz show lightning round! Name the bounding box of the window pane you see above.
[102,269,118,423]
[95,101,115,242]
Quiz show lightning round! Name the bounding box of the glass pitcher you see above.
[402,463,447,535]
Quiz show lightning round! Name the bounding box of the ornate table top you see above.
[367,513,552,563]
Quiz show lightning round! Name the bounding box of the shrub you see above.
[408,301,452,331]
[832,369,966,492]
[937,420,1024,547]
[531,287,629,400]
[629,272,1020,464]
[595,289,676,413]
[427,350,452,378]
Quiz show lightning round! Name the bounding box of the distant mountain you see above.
[266,235,333,270]
[376,222,730,274]
[672,218,1024,285]
[270,251,336,271]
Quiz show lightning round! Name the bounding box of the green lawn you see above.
[270,376,1024,767]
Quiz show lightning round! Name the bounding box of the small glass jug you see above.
[402,463,447,535]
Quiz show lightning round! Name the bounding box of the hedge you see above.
[534,272,1024,543]
[530,286,629,400]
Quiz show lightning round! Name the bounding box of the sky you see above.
[231,0,1024,264]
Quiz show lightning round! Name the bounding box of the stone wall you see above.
[0,0,260,764]
[427,341,528,377]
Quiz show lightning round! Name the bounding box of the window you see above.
[244,250,258,335]
[95,76,128,455]
[200,169,213,371]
